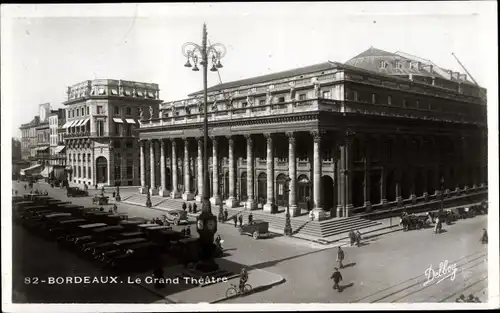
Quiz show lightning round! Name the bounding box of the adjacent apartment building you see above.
[62,79,162,186]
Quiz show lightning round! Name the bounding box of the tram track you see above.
[351,248,487,303]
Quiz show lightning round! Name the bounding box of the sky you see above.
[1,2,498,139]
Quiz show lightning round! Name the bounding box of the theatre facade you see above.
[137,47,488,220]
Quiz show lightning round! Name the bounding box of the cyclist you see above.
[239,268,248,293]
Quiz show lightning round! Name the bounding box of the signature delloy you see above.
[423,260,458,286]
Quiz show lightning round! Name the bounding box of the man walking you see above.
[232,214,238,228]
[238,214,243,227]
[336,246,345,269]
[331,267,343,292]
[355,230,362,247]
[348,229,356,246]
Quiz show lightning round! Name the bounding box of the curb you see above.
[134,275,286,304]
[210,276,287,304]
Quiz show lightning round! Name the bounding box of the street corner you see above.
[132,259,286,303]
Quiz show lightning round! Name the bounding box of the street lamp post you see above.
[440,176,445,211]
[183,23,226,273]
[284,176,292,236]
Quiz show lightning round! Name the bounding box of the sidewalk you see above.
[134,258,285,303]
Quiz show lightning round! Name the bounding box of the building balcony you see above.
[141,97,483,130]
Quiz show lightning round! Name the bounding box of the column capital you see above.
[226,135,234,145]
[286,131,295,138]
[244,134,253,143]
[264,133,273,143]
[160,139,165,147]
[182,137,189,143]
[210,136,218,145]
[197,137,203,145]
[310,130,323,143]
[171,138,177,146]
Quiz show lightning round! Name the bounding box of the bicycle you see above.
[225,283,252,298]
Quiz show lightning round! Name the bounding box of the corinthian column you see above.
[312,131,326,220]
[182,138,194,200]
[149,140,158,195]
[170,139,180,198]
[263,133,275,212]
[159,140,169,197]
[139,140,147,194]
[195,137,204,202]
[226,136,237,208]
[245,134,256,210]
[210,136,222,206]
[287,132,298,216]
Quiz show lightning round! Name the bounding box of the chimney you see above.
[423,64,433,73]
[446,70,453,79]
[451,72,460,80]
[459,73,467,81]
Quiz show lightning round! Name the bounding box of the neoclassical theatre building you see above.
[137,47,487,220]
[63,79,161,187]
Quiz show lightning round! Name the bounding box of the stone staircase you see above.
[123,193,383,239]
[213,206,382,239]
[215,206,309,232]
[123,194,164,207]
[299,216,382,238]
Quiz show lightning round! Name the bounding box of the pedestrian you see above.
[238,214,243,227]
[233,214,238,228]
[336,247,345,269]
[181,228,186,236]
[434,217,441,234]
[24,184,27,190]
[113,203,118,213]
[182,202,187,211]
[186,226,191,237]
[348,229,355,246]
[355,230,362,247]
[15,190,18,196]
[309,210,314,221]
[306,197,311,211]
[188,203,192,213]
[480,228,488,244]
[248,213,253,225]
[330,267,343,292]
[223,208,229,222]
[95,184,98,190]
[192,203,197,213]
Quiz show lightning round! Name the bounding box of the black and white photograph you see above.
[1,2,498,311]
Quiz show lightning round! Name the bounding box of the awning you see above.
[40,166,53,178]
[54,145,66,154]
[36,146,49,152]
[76,119,87,127]
[125,118,137,124]
[67,120,78,128]
[113,118,124,123]
[21,163,42,175]
[62,121,73,128]
[80,118,90,126]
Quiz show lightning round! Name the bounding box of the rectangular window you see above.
[259,100,265,106]
[353,91,359,101]
[83,166,86,178]
[126,124,132,136]
[97,120,104,136]
[242,102,248,108]
[372,93,377,104]
[299,94,307,101]
[278,97,285,103]
[416,100,420,109]
[114,106,120,115]
[322,91,331,99]
[88,167,91,178]
[86,107,89,115]
[388,95,392,105]
[127,166,133,179]
[126,107,132,115]
[402,99,408,108]
[115,123,121,135]
[76,109,79,117]
[97,106,103,114]
[126,141,133,149]
[82,154,86,162]
[81,108,84,116]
